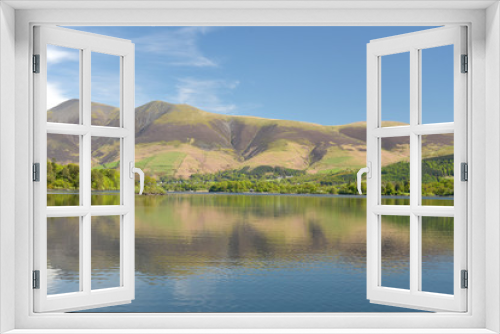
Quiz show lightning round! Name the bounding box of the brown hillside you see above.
[47,100,453,177]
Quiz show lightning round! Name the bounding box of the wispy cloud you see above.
[47,46,79,64]
[47,82,70,110]
[167,78,239,114]
[91,74,120,106]
[135,27,218,67]
[46,45,79,109]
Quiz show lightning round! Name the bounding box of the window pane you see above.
[91,137,120,205]
[47,217,80,294]
[381,136,410,205]
[421,134,454,206]
[421,216,454,294]
[46,45,80,124]
[421,45,454,124]
[47,134,80,206]
[92,216,121,290]
[381,215,410,290]
[381,52,410,127]
[91,52,120,127]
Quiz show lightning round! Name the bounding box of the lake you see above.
[46,193,454,312]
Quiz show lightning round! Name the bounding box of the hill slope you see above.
[47,100,453,178]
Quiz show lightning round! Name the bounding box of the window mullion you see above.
[82,48,91,208]
[82,48,92,294]
[413,123,454,135]
[410,213,420,293]
[409,47,420,209]
[409,47,420,294]
[78,48,85,293]
[82,213,91,293]
[82,131,91,294]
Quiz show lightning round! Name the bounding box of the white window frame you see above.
[33,25,136,313]
[366,26,468,312]
[1,1,499,333]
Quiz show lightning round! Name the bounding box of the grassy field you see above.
[48,100,455,180]
[136,151,187,176]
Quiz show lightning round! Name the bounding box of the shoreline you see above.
[48,190,453,201]
[160,192,453,201]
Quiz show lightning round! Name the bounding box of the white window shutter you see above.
[33,26,136,313]
[365,26,467,312]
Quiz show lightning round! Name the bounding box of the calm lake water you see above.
[47,193,454,312]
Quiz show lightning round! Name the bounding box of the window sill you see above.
[4,329,497,334]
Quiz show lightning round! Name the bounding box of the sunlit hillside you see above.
[47,99,453,179]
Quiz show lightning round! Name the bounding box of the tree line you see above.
[47,156,454,197]
[47,160,120,191]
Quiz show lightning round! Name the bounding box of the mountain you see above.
[47,99,121,166]
[47,100,453,178]
[47,99,120,126]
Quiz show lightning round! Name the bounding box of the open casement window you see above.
[365,26,467,312]
[33,26,137,312]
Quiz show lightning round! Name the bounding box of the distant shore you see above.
[153,192,453,201]
[48,189,453,201]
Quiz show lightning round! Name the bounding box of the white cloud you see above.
[47,82,70,110]
[167,78,239,114]
[46,46,79,64]
[172,277,216,301]
[91,74,120,107]
[135,27,218,67]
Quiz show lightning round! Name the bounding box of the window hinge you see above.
[461,54,468,73]
[33,163,40,182]
[33,54,40,73]
[461,162,468,181]
[33,270,40,289]
[461,270,468,289]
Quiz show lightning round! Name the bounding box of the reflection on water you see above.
[381,196,454,206]
[381,216,410,290]
[46,193,453,312]
[47,217,80,294]
[48,190,120,206]
[91,216,121,290]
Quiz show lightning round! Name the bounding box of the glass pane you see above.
[47,217,80,294]
[47,134,80,206]
[421,216,454,294]
[91,137,121,205]
[421,45,454,124]
[92,216,121,290]
[46,45,80,124]
[381,215,410,290]
[381,52,410,127]
[91,52,120,127]
[381,136,410,205]
[421,134,454,206]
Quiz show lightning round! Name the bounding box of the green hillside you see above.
[47,156,454,197]
[47,100,454,195]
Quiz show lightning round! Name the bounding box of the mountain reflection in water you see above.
[46,193,453,312]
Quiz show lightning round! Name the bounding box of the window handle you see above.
[357,162,371,195]
[129,162,145,195]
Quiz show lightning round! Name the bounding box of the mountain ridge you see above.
[47,100,452,178]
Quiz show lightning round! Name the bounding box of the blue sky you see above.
[48,26,453,126]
